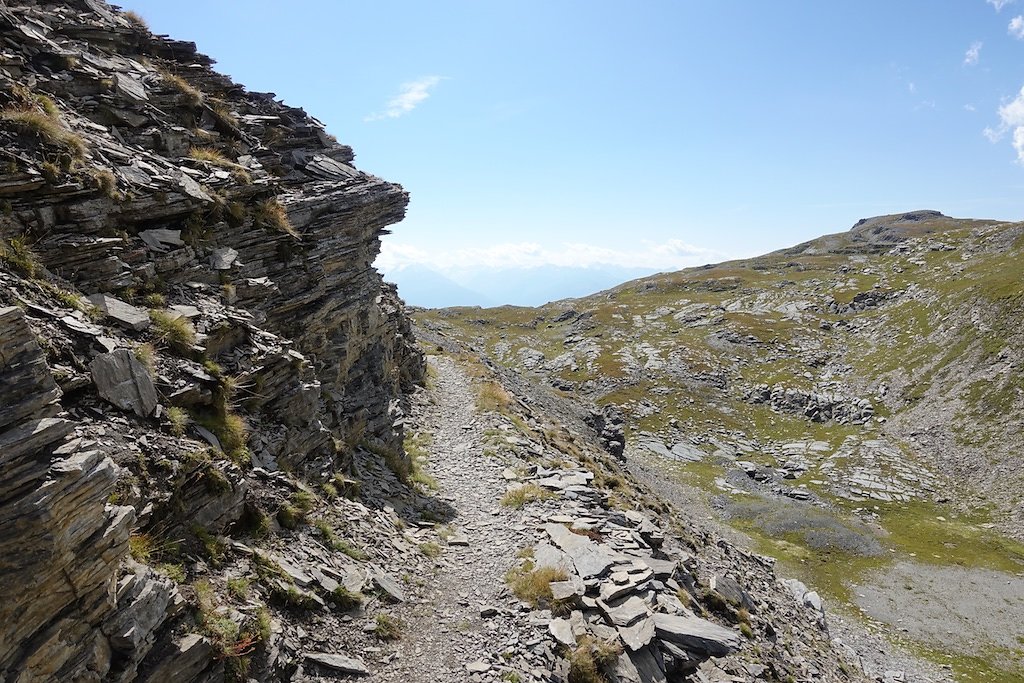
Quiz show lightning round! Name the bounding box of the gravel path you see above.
[371,355,534,682]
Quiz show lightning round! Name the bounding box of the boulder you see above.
[90,349,158,417]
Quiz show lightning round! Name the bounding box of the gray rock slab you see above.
[618,616,656,651]
[138,228,183,251]
[304,652,369,676]
[209,246,238,270]
[87,294,150,331]
[369,565,404,603]
[90,349,157,417]
[549,617,576,647]
[600,595,649,627]
[652,613,742,657]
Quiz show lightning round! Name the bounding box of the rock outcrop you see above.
[0,1,423,680]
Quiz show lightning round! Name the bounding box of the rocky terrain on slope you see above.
[416,211,1024,683]
[0,3,888,683]
[0,2,426,680]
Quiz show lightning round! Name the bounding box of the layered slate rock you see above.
[0,1,425,680]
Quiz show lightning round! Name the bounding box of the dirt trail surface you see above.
[371,355,535,682]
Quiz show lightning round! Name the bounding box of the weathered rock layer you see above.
[0,1,422,680]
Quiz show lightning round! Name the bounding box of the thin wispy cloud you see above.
[365,76,444,122]
[964,41,983,66]
[1010,15,1024,38]
[988,0,1016,11]
[377,239,724,274]
[983,85,1024,162]
[964,103,977,111]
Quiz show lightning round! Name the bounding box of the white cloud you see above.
[365,76,443,122]
[908,82,917,94]
[964,103,977,111]
[984,86,1024,161]
[376,239,723,274]
[1010,15,1024,38]
[988,0,1016,11]
[964,41,983,66]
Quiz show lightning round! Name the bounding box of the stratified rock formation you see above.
[0,1,422,680]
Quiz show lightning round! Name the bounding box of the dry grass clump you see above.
[477,379,513,412]
[500,483,554,508]
[0,105,87,161]
[373,614,403,641]
[568,635,622,683]
[133,342,157,372]
[149,309,196,353]
[188,147,251,184]
[123,10,148,30]
[160,70,204,107]
[90,168,120,198]
[166,406,189,437]
[505,561,567,608]
[0,236,41,277]
[254,199,298,237]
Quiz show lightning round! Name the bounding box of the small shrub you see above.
[156,563,186,583]
[142,292,166,308]
[192,524,227,566]
[500,483,554,508]
[335,540,368,561]
[149,309,196,353]
[227,577,250,600]
[123,10,148,29]
[277,503,301,530]
[166,406,189,437]
[373,614,403,641]
[129,533,155,563]
[254,199,298,237]
[90,168,119,198]
[0,236,41,277]
[418,542,442,558]
[329,586,363,610]
[161,70,203,107]
[568,636,622,683]
[505,562,567,608]
[477,380,512,413]
[321,482,338,499]
[133,342,157,372]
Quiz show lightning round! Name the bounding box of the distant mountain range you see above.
[381,263,662,308]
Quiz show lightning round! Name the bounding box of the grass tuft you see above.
[505,561,567,608]
[500,483,555,508]
[254,199,298,237]
[149,309,196,353]
[0,236,41,277]
[161,70,204,107]
[0,107,86,160]
[568,635,622,683]
[189,147,251,184]
[373,614,403,641]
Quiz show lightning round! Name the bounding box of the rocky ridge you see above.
[0,2,423,681]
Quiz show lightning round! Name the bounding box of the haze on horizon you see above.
[123,0,1024,306]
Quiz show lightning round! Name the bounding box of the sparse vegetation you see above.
[149,309,196,353]
[329,586,363,610]
[0,236,41,277]
[418,542,442,558]
[568,635,622,683]
[188,147,252,183]
[133,342,156,372]
[505,561,567,608]
[373,614,403,641]
[500,483,554,508]
[254,198,298,237]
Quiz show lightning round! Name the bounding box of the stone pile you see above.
[744,383,875,424]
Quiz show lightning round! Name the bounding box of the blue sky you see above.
[123,0,1024,280]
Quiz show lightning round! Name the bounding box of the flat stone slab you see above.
[87,294,150,331]
[90,349,157,417]
[652,613,742,657]
[618,616,656,652]
[304,652,368,676]
[600,595,649,627]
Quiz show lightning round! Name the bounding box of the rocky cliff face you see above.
[0,1,422,680]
